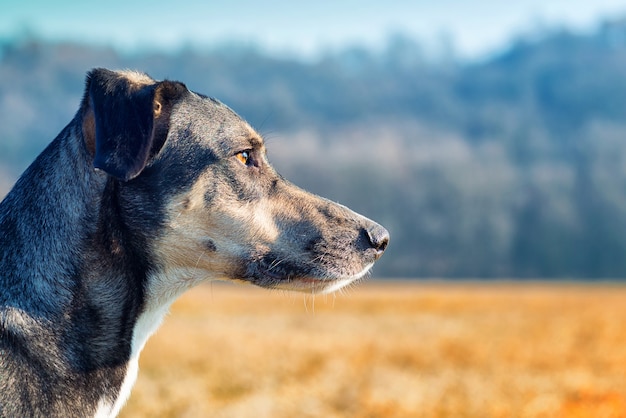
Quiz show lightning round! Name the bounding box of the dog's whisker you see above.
[194,250,207,268]
[268,258,285,270]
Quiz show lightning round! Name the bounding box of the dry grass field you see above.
[120,281,626,418]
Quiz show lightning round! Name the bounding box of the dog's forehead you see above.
[170,92,263,156]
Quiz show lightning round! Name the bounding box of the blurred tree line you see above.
[2,19,626,279]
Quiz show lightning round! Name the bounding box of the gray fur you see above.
[0,69,388,417]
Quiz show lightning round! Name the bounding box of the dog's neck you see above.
[0,124,102,310]
[0,121,162,417]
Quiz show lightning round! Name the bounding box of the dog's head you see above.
[81,68,388,296]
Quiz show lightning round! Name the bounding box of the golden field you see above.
[120,281,626,418]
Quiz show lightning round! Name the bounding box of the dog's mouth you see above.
[240,257,373,294]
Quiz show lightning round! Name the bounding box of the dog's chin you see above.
[248,263,374,295]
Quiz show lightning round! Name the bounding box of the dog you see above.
[0,68,389,417]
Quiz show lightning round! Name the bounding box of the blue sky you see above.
[2,0,626,59]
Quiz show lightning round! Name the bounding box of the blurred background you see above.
[3,0,626,280]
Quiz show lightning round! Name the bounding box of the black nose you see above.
[366,224,389,259]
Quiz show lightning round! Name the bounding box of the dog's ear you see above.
[81,68,186,181]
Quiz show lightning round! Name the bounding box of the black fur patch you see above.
[85,69,187,182]
[202,239,217,252]
[87,69,157,181]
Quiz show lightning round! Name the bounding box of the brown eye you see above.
[235,150,250,165]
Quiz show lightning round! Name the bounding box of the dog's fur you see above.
[0,69,388,417]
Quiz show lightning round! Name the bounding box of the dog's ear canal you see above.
[82,68,187,181]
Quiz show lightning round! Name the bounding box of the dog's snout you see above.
[366,224,389,258]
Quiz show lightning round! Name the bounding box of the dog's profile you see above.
[0,68,388,417]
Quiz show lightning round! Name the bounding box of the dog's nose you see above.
[366,224,389,259]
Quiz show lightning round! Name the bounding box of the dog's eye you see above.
[235,150,251,165]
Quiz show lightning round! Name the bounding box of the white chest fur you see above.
[94,300,174,417]
[93,269,206,417]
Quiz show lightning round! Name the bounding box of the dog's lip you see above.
[249,262,374,294]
